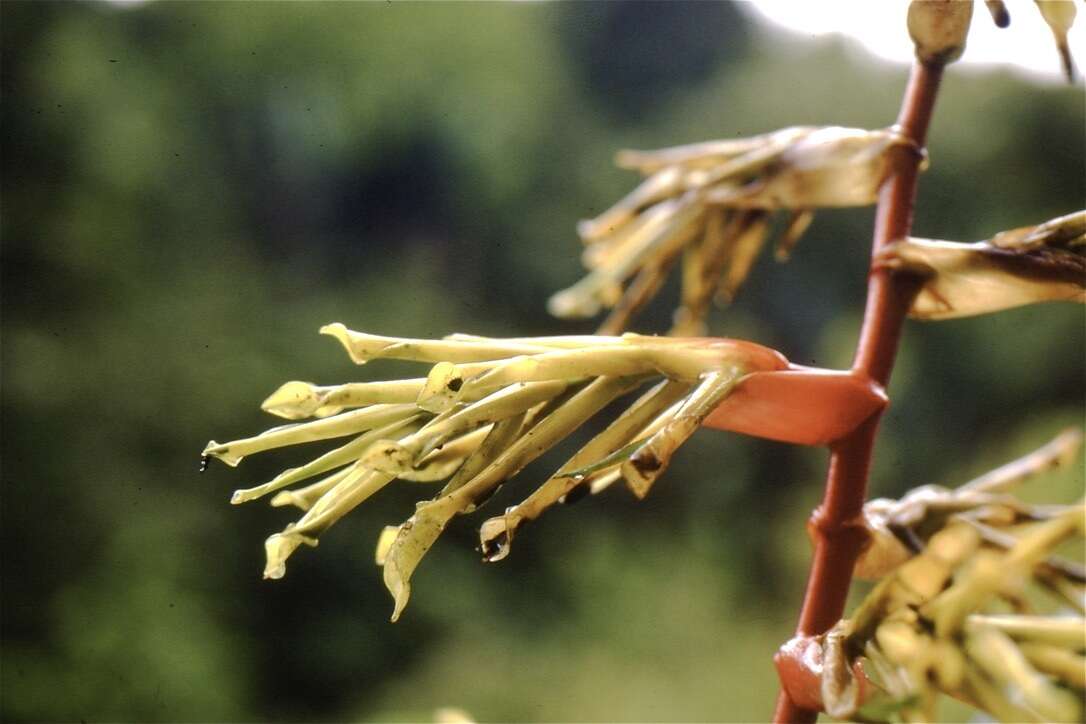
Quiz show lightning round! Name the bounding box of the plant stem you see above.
[773,61,943,723]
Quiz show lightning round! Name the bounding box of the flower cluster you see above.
[781,429,1085,721]
[879,210,1085,320]
[548,126,922,335]
[203,324,787,620]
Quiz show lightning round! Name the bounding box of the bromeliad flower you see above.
[878,210,1085,320]
[854,427,1084,581]
[777,429,1086,721]
[548,126,923,335]
[203,324,792,620]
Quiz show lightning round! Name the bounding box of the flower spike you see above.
[204,325,790,619]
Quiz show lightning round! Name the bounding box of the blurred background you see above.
[2,2,1083,721]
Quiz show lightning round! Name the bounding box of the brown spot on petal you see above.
[631,452,663,474]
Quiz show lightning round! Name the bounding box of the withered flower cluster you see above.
[800,430,1085,721]
[549,126,922,335]
[203,325,786,619]
[880,210,1085,320]
[545,1,1081,341]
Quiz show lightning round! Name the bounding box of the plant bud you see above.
[876,620,925,664]
[1036,0,1079,81]
[985,0,1010,28]
[908,0,975,65]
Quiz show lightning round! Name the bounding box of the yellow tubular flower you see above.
[827,430,1086,722]
[203,325,788,620]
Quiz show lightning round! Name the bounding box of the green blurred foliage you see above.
[1,2,1082,722]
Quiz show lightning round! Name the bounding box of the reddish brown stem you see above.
[773,61,944,723]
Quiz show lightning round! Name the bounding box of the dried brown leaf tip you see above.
[204,325,787,620]
[549,126,921,336]
[879,210,1085,320]
[824,429,1085,722]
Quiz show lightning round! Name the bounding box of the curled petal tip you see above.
[263,533,304,580]
[261,380,322,419]
[202,440,243,467]
[263,564,286,580]
[387,580,409,622]
[576,218,605,241]
[547,287,600,319]
[319,323,363,363]
[269,491,304,509]
[318,322,347,336]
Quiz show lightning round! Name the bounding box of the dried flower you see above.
[204,324,787,620]
[878,210,1085,320]
[855,427,1083,580]
[549,126,921,335]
